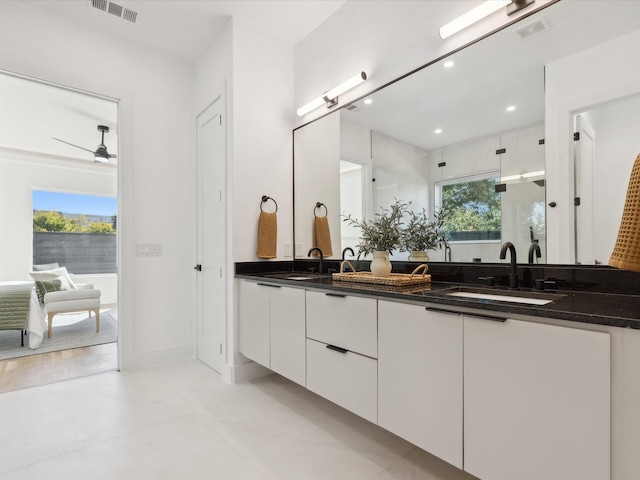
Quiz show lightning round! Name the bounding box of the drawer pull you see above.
[325,293,346,298]
[326,344,349,354]
[257,283,281,288]
[425,306,462,316]
[467,313,507,323]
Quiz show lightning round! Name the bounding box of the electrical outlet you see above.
[284,242,292,257]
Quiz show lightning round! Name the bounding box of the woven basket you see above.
[609,153,640,272]
[332,261,431,286]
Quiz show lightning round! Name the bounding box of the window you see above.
[437,173,501,242]
[32,190,117,274]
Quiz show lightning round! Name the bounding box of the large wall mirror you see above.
[294,0,640,265]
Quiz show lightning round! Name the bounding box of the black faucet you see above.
[341,247,355,260]
[499,241,518,289]
[307,247,324,274]
[528,242,541,264]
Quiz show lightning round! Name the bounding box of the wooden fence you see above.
[33,232,117,274]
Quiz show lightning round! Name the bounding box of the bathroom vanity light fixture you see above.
[297,72,367,117]
[439,0,535,39]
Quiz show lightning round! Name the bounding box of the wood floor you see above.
[0,342,117,394]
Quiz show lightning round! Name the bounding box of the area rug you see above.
[0,310,117,361]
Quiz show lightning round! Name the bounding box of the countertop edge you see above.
[235,273,640,330]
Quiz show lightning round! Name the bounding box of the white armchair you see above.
[44,284,101,339]
[30,265,102,339]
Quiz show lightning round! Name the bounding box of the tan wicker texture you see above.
[332,262,431,286]
[609,153,640,272]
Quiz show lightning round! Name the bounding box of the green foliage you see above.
[86,222,115,233]
[343,199,409,256]
[442,178,501,233]
[400,207,449,252]
[33,211,115,234]
[33,211,67,232]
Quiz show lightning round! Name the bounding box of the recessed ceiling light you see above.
[364,98,373,105]
[506,105,516,112]
[434,128,443,134]
[444,60,454,68]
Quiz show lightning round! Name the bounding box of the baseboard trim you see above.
[226,361,273,384]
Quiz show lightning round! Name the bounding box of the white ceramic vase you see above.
[408,251,429,262]
[370,251,392,277]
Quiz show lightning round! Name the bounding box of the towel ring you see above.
[314,202,328,217]
[260,195,278,213]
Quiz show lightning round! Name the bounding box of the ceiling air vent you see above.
[346,105,359,111]
[122,8,137,23]
[91,0,138,23]
[516,18,549,40]
[107,2,123,17]
[91,0,107,11]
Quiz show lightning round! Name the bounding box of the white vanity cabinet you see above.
[238,280,271,367]
[463,314,610,480]
[378,301,463,469]
[305,290,378,423]
[238,280,306,386]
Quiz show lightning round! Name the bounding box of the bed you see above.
[0,281,46,349]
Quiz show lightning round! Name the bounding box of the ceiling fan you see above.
[53,125,117,163]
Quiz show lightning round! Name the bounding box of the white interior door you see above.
[196,94,226,373]
[574,114,596,264]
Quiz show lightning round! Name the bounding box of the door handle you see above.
[194,264,202,271]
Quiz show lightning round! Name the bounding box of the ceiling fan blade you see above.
[108,153,118,159]
[52,137,96,155]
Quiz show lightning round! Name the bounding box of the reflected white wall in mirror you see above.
[574,94,640,266]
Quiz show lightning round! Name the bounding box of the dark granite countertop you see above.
[236,271,640,330]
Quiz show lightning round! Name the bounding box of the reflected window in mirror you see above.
[437,173,501,242]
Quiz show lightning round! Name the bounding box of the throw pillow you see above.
[34,278,64,304]
[32,263,60,271]
[29,266,78,290]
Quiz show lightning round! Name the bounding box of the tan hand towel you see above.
[313,216,333,257]
[257,211,277,259]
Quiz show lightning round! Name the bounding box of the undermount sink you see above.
[437,286,565,306]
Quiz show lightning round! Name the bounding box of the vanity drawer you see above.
[306,290,377,358]
[306,338,377,423]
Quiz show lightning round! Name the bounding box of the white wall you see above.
[545,29,640,264]
[0,2,196,369]
[231,18,295,263]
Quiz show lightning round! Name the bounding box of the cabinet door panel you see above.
[306,338,377,423]
[238,281,271,367]
[464,316,610,480]
[306,291,377,357]
[378,301,463,469]
[270,286,306,386]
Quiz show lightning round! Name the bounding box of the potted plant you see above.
[400,207,448,261]
[343,199,409,277]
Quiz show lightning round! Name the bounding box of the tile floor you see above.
[0,360,477,479]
